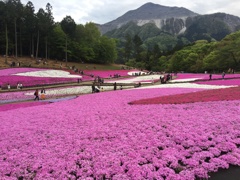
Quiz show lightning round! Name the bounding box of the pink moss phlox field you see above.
[196,79,240,86]
[129,86,240,105]
[1,87,240,179]
[0,68,47,76]
[0,76,79,87]
[175,73,240,80]
[0,91,33,103]
[0,101,49,111]
[0,68,93,87]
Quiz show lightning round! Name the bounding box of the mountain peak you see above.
[128,2,198,19]
[99,3,198,34]
[139,2,164,8]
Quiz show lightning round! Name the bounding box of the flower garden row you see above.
[0,68,240,179]
[0,68,137,88]
[1,68,240,89]
[0,80,239,179]
[129,86,240,105]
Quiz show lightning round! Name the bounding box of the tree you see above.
[84,22,101,43]
[132,34,143,61]
[44,3,54,60]
[22,1,36,57]
[2,0,12,62]
[94,36,117,64]
[48,24,65,60]
[123,33,132,61]
[0,1,7,60]
[5,0,23,59]
[60,15,76,63]
[34,4,54,60]
[35,8,45,59]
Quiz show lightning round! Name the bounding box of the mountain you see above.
[184,13,240,41]
[98,2,198,35]
[97,3,240,55]
[98,3,240,41]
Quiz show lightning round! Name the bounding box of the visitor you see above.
[34,89,39,101]
[19,83,23,90]
[41,87,45,94]
[95,86,100,93]
[7,83,10,90]
[77,78,82,83]
[40,92,45,100]
[92,83,96,93]
[209,73,212,80]
[152,78,154,84]
[114,82,117,90]
[222,71,225,79]
[17,82,20,89]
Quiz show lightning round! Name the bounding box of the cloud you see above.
[20,0,240,25]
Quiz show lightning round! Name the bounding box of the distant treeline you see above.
[121,31,240,73]
[0,0,117,64]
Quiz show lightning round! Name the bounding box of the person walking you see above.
[7,83,11,90]
[209,73,212,80]
[222,71,225,79]
[17,82,20,89]
[92,83,96,93]
[34,89,39,101]
[19,83,23,90]
[40,88,46,100]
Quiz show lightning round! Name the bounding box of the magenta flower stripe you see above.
[129,86,240,105]
[0,101,49,111]
[175,73,240,80]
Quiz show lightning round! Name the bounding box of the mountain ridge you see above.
[98,2,198,34]
[98,2,240,37]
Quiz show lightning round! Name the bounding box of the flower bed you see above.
[173,73,240,82]
[0,101,49,111]
[105,74,161,84]
[83,70,131,78]
[0,76,80,88]
[0,68,92,88]
[129,86,240,105]
[0,68,46,76]
[196,79,240,86]
[1,87,240,179]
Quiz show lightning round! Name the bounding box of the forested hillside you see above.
[0,0,117,64]
[165,31,240,73]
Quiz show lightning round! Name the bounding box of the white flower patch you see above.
[25,86,91,96]
[169,78,200,83]
[128,71,148,76]
[107,74,161,83]
[133,83,236,90]
[14,70,82,78]
[25,85,134,96]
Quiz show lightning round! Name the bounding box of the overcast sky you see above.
[20,0,240,24]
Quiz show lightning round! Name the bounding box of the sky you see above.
[20,0,240,25]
